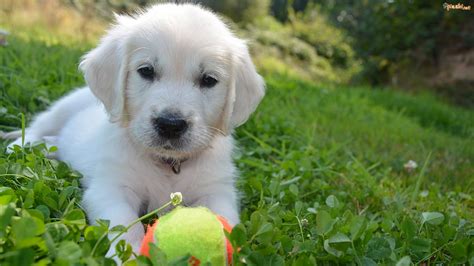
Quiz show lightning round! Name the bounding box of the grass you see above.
[0,29,473,265]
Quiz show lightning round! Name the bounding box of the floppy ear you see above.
[79,15,132,126]
[222,41,265,134]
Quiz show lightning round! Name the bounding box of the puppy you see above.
[6,3,264,255]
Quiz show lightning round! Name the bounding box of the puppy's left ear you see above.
[222,41,265,134]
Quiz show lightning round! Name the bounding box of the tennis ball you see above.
[140,207,233,265]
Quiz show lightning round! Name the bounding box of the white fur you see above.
[6,3,264,256]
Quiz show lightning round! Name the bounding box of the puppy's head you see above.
[80,4,264,159]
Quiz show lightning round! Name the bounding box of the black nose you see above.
[153,114,188,139]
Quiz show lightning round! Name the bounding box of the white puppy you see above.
[6,3,264,254]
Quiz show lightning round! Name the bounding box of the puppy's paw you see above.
[1,129,22,140]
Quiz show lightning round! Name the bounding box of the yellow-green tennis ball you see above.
[140,207,233,266]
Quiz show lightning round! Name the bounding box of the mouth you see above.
[147,137,193,159]
[162,143,174,150]
[153,138,186,150]
[148,135,213,161]
[130,124,214,159]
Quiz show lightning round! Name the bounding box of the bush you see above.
[244,14,360,83]
[319,1,474,90]
[289,8,356,68]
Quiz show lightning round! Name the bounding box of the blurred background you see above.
[1,0,473,107]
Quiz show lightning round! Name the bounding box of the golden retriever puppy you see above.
[6,3,264,255]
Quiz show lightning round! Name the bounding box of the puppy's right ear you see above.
[79,15,133,125]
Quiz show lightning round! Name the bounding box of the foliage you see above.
[288,9,356,69]
[199,0,270,24]
[63,0,271,25]
[0,37,89,131]
[243,14,360,84]
[0,144,115,265]
[270,0,289,22]
[52,0,474,95]
[1,32,473,265]
[318,0,474,85]
[232,75,474,264]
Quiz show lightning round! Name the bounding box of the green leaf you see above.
[43,231,58,258]
[229,223,247,247]
[447,240,467,261]
[0,187,17,204]
[366,237,391,260]
[325,195,339,208]
[289,184,298,196]
[295,201,303,215]
[254,222,273,244]
[11,216,45,248]
[123,259,139,266]
[421,212,444,225]
[49,146,58,152]
[381,217,393,232]
[36,205,50,220]
[396,256,412,266]
[316,210,334,236]
[327,232,351,254]
[96,219,111,229]
[58,186,76,209]
[55,161,71,179]
[401,217,417,239]
[247,253,285,266]
[280,235,293,253]
[0,204,15,231]
[43,196,59,210]
[63,209,86,228]
[116,239,133,262]
[408,237,431,260]
[23,189,35,209]
[84,225,107,241]
[328,232,351,244]
[57,241,82,263]
[148,243,167,266]
[360,257,377,266]
[324,239,343,257]
[6,247,35,265]
[110,225,127,233]
[26,209,44,222]
[45,223,69,242]
[466,229,474,236]
[350,215,367,240]
[265,254,285,266]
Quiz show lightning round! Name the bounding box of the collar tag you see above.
[160,157,185,175]
[171,162,181,174]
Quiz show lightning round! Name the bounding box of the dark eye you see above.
[200,74,218,88]
[137,65,155,80]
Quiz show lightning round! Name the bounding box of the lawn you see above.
[0,31,473,265]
